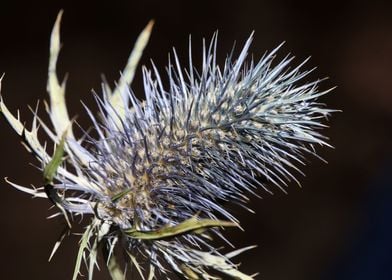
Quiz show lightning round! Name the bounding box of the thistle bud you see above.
[0,11,334,280]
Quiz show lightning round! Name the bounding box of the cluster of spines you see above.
[0,12,334,279]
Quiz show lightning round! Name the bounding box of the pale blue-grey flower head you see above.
[0,11,334,280]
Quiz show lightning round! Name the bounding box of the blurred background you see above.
[0,0,391,279]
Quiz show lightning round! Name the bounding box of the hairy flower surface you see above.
[0,12,333,280]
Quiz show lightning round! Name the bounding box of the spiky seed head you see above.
[0,12,334,280]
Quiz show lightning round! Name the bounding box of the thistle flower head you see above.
[0,11,334,280]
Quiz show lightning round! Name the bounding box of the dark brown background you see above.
[0,0,391,279]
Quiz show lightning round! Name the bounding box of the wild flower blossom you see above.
[0,11,333,280]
